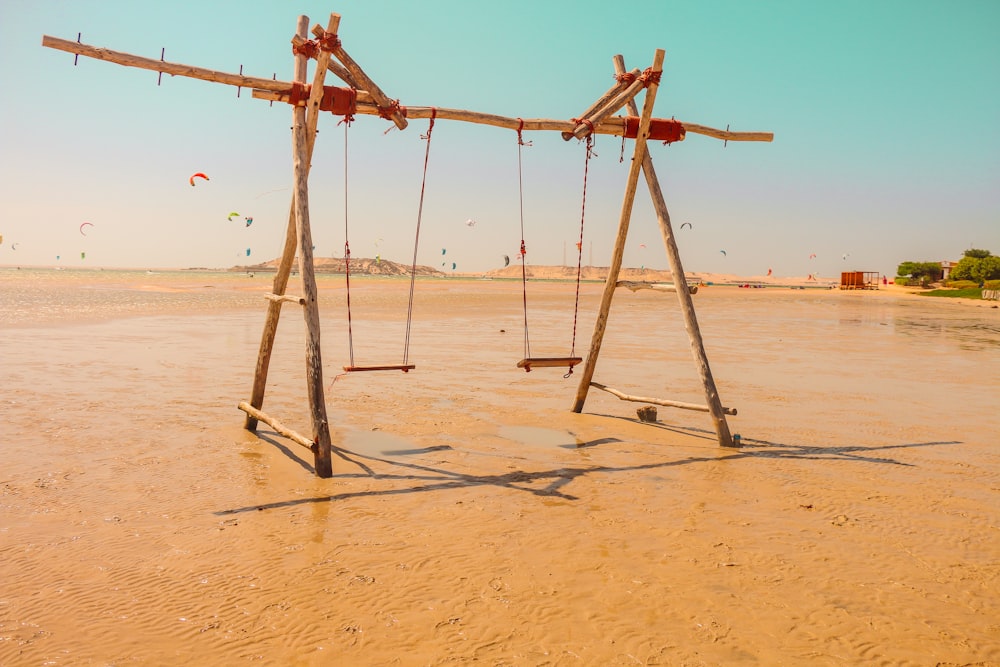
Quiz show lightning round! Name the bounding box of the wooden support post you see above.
[291,14,336,477]
[244,15,338,435]
[572,49,665,413]
[561,68,640,140]
[41,34,295,93]
[616,54,735,447]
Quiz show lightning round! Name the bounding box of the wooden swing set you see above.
[43,11,773,478]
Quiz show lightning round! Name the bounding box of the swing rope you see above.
[403,108,437,366]
[515,125,590,376]
[516,119,532,361]
[341,110,435,373]
[343,115,357,368]
[567,134,594,375]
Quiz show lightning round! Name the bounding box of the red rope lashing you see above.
[615,71,637,85]
[567,135,594,377]
[316,32,341,52]
[320,85,357,116]
[621,116,686,144]
[378,98,403,121]
[403,108,436,366]
[287,81,309,107]
[292,40,319,59]
[571,117,596,137]
[640,67,662,87]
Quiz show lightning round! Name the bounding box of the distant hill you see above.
[232,256,696,283]
[232,256,445,276]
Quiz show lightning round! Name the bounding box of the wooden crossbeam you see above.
[616,280,698,294]
[238,401,316,451]
[40,34,772,143]
[559,67,639,140]
[567,71,648,141]
[589,383,738,416]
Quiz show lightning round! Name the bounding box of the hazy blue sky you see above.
[1,0,997,277]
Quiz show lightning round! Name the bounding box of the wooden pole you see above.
[567,73,647,141]
[571,49,665,413]
[613,53,735,447]
[561,68,640,140]
[291,14,336,477]
[244,15,338,434]
[238,401,315,450]
[42,34,294,93]
[41,34,772,143]
[589,383,737,415]
[250,94,772,143]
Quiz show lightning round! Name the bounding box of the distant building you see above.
[840,271,881,290]
[940,260,957,280]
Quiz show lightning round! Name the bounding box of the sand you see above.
[1,269,998,665]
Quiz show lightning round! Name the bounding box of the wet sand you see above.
[2,270,998,665]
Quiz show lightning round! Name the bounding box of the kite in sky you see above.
[465,219,476,228]
[680,222,692,230]
[719,250,727,256]
[189,172,209,187]
[79,222,93,236]
[228,212,240,221]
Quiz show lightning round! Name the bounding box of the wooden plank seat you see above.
[343,364,415,372]
[516,357,583,372]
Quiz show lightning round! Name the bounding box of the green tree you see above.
[897,261,943,281]
[949,251,1000,283]
[964,248,991,260]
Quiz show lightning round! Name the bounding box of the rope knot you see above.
[516,118,532,146]
[316,32,341,52]
[571,117,596,137]
[292,40,319,59]
[615,71,637,85]
[377,98,403,121]
[640,67,662,87]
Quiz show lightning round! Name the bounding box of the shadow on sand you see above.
[218,416,961,516]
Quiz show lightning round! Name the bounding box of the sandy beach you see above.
[1,268,998,665]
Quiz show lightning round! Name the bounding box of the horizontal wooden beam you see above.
[616,280,698,294]
[42,34,290,92]
[590,382,738,416]
[43,34,773,143]
[265,293,305,305]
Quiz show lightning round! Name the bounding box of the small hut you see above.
[840,271,880,290]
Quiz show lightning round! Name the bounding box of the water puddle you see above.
[497,425,582,448]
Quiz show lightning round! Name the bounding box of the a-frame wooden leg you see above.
[612,55,734,447]
[572,49,665,413]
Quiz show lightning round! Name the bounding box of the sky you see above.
[0,0,997,277]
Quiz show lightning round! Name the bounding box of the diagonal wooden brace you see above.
[318,14,407,130]
[561,67,640,140]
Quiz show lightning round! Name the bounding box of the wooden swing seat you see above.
[343,364,415,373]
[516,357,582,371]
